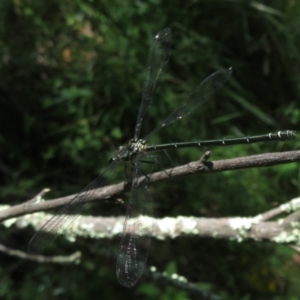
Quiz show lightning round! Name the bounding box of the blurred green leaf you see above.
[0,0,300,299]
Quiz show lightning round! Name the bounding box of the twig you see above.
[146,266,222,300]
[259,197,300,221]
[8,203,300,246]
[0,243,81,264]
[0,150,299,222]
[26,188,51,203]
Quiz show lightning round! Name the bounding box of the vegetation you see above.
[0,0,300,299]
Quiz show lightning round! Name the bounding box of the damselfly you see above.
[28,28,296,288]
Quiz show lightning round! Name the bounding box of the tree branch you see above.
[146,267,222,300]
[0,150,298,295]
[5,196,299,247]
[0,242,81,264]
[0,150,299,222]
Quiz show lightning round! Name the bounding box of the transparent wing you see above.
[133,28,172,140]
[116,164,152,288]
[28,161,119,253]
[147,68,232,140]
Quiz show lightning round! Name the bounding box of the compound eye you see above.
[109,157,116,163]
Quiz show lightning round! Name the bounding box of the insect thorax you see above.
[127,138,148,161]
[111,139,147,163]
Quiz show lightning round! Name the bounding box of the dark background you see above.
[0,0,300,299]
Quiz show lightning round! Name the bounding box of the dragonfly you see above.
[28,28,296,288]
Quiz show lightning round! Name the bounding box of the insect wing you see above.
[133,28,172,140]
[147,68,232,139]
[28,161,119,253]
[116,164,152,288]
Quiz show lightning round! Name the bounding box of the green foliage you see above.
[0,0,300,299]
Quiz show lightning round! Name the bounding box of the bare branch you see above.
[0,242,81,264]
[146,266,222,300]
[26,188,51,203]
[0,150,299,222]
[8,197,300,247]
[260,197,300,221]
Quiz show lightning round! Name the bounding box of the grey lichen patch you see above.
[22,211,53,230]
[273,231,297,244]
[21,212,122,242]
[156,217,177,240]
[178,216,199,235]
[127,215,153,236]
[69,216,120,240]
[156,216,198,240]
[21,215,200,241]
[273,222,300,245]
[279,197,300,213]
[170,273,188,283]
[0,201,50,228]
[72,218,94,239]
[3,218,17,228]
[65,234,76,243]
[228,215,262,242]
[212,231,218,238]
[112,219,124,236]
[150,266,157,272]
[0,205,17,228]
[277,218,284,225]
[255,213,262,220]
[64,216,86,242]
[34,195,44,203]
[0,205,10,211]
[291,221,300,229]
[273,219,300,246]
